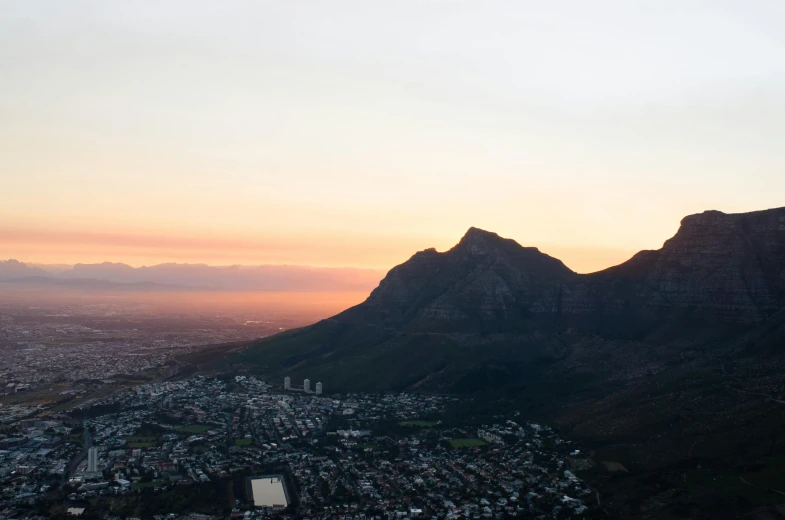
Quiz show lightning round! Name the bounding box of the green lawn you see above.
[399,420,440,427]
[178,424,213,434]
[234,438,253,446]
[447,438,488,448]
[66,434,84,448]
[124,436,158,448]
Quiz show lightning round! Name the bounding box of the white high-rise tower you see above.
[284,376,291,390]
[315,382,323,395]
[303,379,311,393]
[87,447,99,473]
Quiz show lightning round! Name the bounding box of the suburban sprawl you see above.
[0,373,598,519]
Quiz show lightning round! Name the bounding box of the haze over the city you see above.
[2,1,784,274]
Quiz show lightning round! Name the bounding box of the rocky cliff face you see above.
[647,209,785,318]
[346,227,575,332]
[578,208,785,323]
[341,207,785,335]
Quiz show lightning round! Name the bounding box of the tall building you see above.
[303,379,311,393]
[284,376,291,390]
[315,382,323,395]
[87,447,99,473]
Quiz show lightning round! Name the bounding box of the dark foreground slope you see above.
[226,207,785,519]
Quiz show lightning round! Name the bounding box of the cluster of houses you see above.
[0,374,594,518]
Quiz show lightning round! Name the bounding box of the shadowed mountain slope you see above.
[339,208,785,336]
[230,207,785,394]
[338,227,577,333]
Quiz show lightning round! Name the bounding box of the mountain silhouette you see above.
[233,207,785,391]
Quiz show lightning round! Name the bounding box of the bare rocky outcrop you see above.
[341,207,785,336]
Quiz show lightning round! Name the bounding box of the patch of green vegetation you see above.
[234,438,253,446]
[399,420,439,427]
[447,438,488,448]
[66,434,84,448]
[124,436,159,448]
[224,318,564,395]
[355,443,376,450]
[178,424,212,434]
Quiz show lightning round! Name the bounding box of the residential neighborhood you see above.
[1,375,596,519]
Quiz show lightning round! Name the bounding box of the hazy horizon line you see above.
[1,258,388,272]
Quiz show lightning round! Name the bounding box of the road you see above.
[66,423,92,477]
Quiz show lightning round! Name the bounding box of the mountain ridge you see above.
[230,206,785,392]
[0,260,385,292]
[326,207,785,338]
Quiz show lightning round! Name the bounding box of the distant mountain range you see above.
[0,259,50,279]
[225,206,785,518]
[0,260,385,292]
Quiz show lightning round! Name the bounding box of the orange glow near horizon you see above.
[0,284,372,323]
[0,223,643,274]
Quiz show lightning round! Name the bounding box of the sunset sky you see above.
[2,1,784,273]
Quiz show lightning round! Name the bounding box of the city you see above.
[0,372,597,519]
[0,297,293,409]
